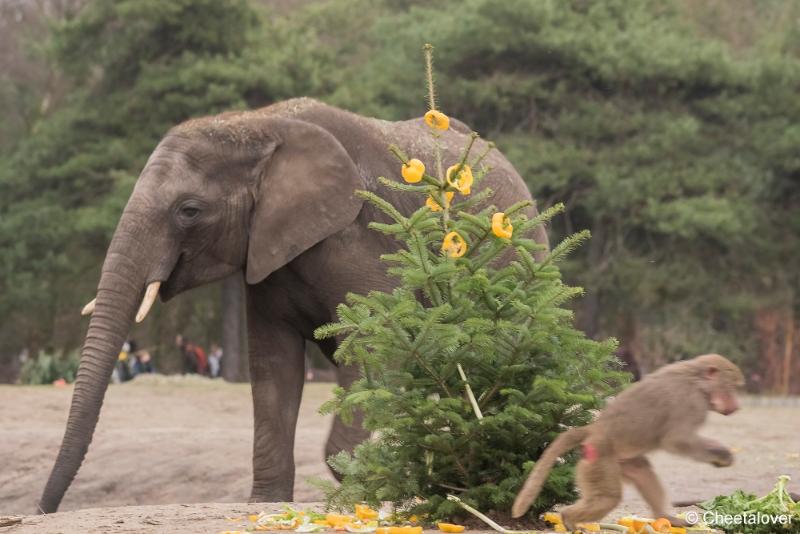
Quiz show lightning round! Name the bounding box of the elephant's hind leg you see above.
[321,350,371,480]
[247,309,306,503]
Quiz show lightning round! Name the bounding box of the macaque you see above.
[512,354,744,530]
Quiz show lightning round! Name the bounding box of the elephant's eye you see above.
[180,206,201,219]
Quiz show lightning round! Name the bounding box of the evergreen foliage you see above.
[315,52,624,518]
[0,0,325,362]
[306,0,800,370]
[0,0,798,383]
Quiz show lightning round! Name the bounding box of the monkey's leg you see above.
[621,457,687,527]
[560,457,622,530]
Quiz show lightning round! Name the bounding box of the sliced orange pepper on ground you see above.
[354,504,379,521]
[618,516,654,533]
[326,513,355,527]
[651,518,672,532]
[437,523,465,533]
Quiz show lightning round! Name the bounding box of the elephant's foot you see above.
[249,483,294,503]
[249,470,295,504]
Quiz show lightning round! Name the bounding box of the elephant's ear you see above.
[245,117,364,285]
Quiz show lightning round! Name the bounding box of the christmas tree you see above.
[315,45,625,521]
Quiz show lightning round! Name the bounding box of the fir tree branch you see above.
[377,176,437,193]
[412,347,453,398]
[454,132,479,178]
[388,144,410,163]
[390,322,453,397]
[411,231,444,306]
[402,399,471,484]
[434,136,445,197]
[423,44,436,111]
[479,317,533,409]
[356,190,409,228]
[470,141,495,169]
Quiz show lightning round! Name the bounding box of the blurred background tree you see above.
[1,0,798,391]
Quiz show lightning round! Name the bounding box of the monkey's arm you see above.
[663,435,733,467]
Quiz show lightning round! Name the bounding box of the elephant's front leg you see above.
[324,359,371,479]
[247,311,305,502]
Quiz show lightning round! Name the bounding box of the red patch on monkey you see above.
[582,442,599,463]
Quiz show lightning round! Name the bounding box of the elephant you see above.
[39,98,549,513]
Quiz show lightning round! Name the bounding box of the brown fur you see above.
[512,354,744,529]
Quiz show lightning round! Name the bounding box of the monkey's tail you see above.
[511,426,590,518]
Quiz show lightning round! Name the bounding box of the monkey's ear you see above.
[705,366,719,380]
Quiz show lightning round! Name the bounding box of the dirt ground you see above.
[1,377,798,533]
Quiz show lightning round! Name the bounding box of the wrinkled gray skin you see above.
[39,98,548,513]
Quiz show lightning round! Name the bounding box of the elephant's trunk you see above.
[39,229,150,513]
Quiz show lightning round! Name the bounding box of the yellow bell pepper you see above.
[426,191,454,211]
[401,159,425,183]
[437,523,465,533]
[354,504,379,521]
[424,109,450,131]
[491,212,513,239]
[441,231,467,258]
[326,513,355,528]
[446,164,473,195]
[542,512,563,525]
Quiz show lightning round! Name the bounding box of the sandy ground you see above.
[0,378,798,533]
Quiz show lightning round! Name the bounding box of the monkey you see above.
[512,354,744,530]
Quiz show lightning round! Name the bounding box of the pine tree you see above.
[314,45,625,521]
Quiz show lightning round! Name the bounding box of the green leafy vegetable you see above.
[698,476,800,534]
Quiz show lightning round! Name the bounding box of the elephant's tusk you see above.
[81,298,96,316]
[135,281,161,323]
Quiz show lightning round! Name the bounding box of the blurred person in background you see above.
[208,343,222,378]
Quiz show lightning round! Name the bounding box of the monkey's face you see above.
[710,387,739,415]
[705,362,744,416]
